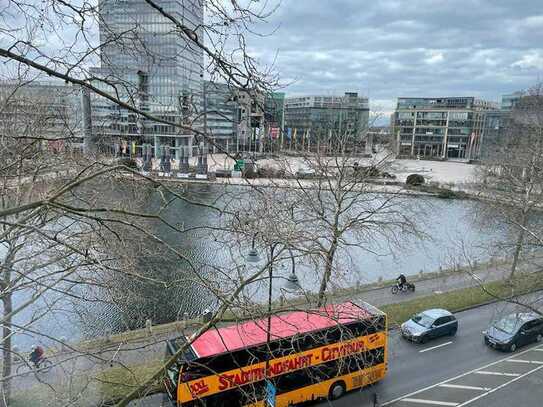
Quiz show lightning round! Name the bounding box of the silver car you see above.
[401,308,458,343]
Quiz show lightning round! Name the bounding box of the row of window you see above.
[184,348,385,407]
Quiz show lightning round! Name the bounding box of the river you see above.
[12,183,504,349]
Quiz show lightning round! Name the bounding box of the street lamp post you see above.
[245,238,301,406]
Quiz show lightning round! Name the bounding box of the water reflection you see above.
[13,183,504,347]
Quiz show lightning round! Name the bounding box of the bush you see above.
[258,166,284,178]
[437,189,457,199]
[406,173,425,186]
[244,163,258,179]
[116,157,139,170]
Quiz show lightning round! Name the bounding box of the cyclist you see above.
[29,345,44,368]
[397,273,407,290]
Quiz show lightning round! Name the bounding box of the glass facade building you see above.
[90,0,204,158]
[203,81,238,153]
[265,92,285,130]
[284,93,370,145]
[0,80,82,148]
[392,97,496,160]
[501,92,524,111]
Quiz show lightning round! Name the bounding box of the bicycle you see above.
[16,357,53,376]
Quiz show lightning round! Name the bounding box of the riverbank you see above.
[124,151,480,199]
[127,170,478,201]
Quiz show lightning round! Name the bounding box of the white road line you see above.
[475,371,521,377]
[419,341,453,353]
[438,384,491,391]
[382,343,543,406]
[533,348,543,352]
[507,359,543,365]
[402,398,459,406]
[458,363,543,406]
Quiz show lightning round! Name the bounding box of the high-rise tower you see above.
[90,0,204,158]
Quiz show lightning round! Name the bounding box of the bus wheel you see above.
[328,381,346,400]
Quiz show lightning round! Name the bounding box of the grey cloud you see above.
[248,0,543,118]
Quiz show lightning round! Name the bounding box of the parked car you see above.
[401,309,458,343]
[296,167,316,178]
[483,313,543,352]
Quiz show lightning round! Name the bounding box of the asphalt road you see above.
[318,293,543,407]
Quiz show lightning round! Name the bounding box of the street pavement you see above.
[319,292,543,407]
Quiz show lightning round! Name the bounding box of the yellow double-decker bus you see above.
[164,301,387,406]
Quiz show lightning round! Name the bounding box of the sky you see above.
[245,0,543,117]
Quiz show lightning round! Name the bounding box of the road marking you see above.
[419,341,453,353]
[533,348,543,352]
[402,398,458,406]
[475,371,521,377]
[382,343,543,406]
[507,359,543,365]
[457,363,543,406]
[438,384,491,391]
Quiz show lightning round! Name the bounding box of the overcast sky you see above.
[246,0,543,116]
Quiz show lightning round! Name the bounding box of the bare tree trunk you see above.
[317,237,338,307]
[1,293,13,407]
[510,226,526,280]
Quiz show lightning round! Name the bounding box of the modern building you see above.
[236,88,265,151]
[501,92,524,111]
[89,0,204,159]
[265,92,285,132]
[0,80,82,149]
[284,92,370,148]
[392,97,497,160]
[480,109,506,160]
[202,84,287,153]
[203,81,238,153]
[480,91,543,160]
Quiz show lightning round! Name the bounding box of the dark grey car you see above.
[401,308,458,343]
[483,313,543,352]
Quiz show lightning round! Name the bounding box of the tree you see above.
[475,84,543,279]
[0,1,286,404]
[245,128,423,307]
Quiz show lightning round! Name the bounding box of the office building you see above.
[480,91,543,160]
[480,109,506,160]
[0,81,82,149]
[203,81,238,153]
[89,0,204,159]
[392,97,496,160]
[265,93,285,132]
[284,92,370,147]
[501,92,524,111]
[236,88,265,150]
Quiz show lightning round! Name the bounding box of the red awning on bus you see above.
[190,301,373,358]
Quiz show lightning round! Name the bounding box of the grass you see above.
[95,359,165,403]
[10,360,165,407]
[382,272,543,327]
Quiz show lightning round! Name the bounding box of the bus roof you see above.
[190,301,376,359]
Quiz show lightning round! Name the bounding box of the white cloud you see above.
[511,52,543,70]
[523,15,543,28]
[425,51,445,65]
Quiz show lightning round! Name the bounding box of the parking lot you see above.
[383,344,543,406]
